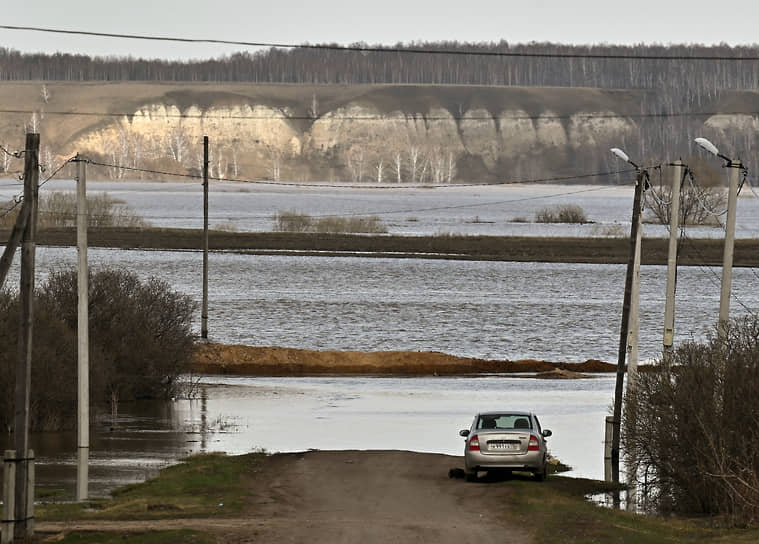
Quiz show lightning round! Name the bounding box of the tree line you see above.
[2,42,758,95]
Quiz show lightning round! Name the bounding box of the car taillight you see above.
[528,434,540,451]
[469,435,480,451]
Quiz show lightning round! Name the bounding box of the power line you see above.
[3,24,759,61]
[679,229,757,317]
[0,143,24,158]
[83,157,635,189]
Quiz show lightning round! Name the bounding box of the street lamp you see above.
[608,146,646,484]
[694,137,733,165]
[610,147,639,170]
[694,137,743,337]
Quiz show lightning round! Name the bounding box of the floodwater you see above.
[2,374,615,498]
[2,180,759,498]
[3,179,759,238]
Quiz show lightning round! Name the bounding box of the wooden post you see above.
[14,132,39,539]
[0,200,31,289]
[611,169,646,483]
[25,450,34,537]
[201,136,209,340]
[2,450,15,544]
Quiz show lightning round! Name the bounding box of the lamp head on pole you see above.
[694,137,732,164]
[610,147,639,170]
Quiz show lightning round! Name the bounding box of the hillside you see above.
[0,81,755,183]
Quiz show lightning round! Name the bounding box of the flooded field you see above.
[2,180,758,498]
[2,374,615,498]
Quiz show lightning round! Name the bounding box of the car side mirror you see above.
[542,429,552,438]
[459,429,470,437]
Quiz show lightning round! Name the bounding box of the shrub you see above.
[274,211,312,232]
[644,181,726,226]
[623,317,759,525]
[534,204,588,224]
[274,211,387,233]
[0,192,150,229]
[0,267,195,431]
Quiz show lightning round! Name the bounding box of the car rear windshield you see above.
[476,414,532,430]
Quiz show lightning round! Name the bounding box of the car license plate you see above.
[489,442,518,450]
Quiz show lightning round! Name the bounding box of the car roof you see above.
[477,411,532,417]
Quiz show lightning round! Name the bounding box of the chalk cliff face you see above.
[0,82,648,181]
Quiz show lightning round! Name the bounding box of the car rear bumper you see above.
[464,450,543,471]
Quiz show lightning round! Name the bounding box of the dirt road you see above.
[38,450,531,543]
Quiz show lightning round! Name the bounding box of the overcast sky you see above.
[3,0,759,60]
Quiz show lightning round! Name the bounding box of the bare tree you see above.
[308,93,319,119]
[345,145,365,182]
[408,146,421,183]
[230,143,240,177]
[167,125,190,166]
[393,149,403,183]
[267,147,283,181]
[40,84,50,104]
[374,157,385,184]
[1,143,11,173]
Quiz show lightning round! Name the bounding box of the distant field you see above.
[10,227,759,266]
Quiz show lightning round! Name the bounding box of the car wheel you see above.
[534,459,547,482]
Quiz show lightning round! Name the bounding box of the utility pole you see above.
[718,161,742,338]
[627,201,642,379]
[76,155,90,501]
[201,136,209,340]
[611,168,646,484]
[14,132,39,539]
[663,161,685,361]
[0,198,31,289]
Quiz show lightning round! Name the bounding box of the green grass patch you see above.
[54,529,213,544]
[499,475,759,543]
[38,452,264,522]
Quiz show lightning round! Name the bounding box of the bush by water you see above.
[623,317,759,526]
[0,267,195,431]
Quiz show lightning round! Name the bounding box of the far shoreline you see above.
[11,227,759,266]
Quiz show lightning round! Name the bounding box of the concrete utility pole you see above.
[694,137,743,340]
[202,136,209,340]
[611,168,646,484]
[719,161,742,338]
[76,155,90,501]
[14,132,39,539]
[663,161,685,360]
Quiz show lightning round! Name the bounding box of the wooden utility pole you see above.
[611,168,646,483]
[718,161,742,338]
[14,132,39,539]
[201,136,209,340]
[76,155,90,501]
[0,198,30,289]
[663,161,685,360]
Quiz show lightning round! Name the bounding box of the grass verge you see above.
[498,475,759,543]
[52,530,213,544]
[38,452,263,522]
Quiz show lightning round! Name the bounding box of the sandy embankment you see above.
[191,343,615,377]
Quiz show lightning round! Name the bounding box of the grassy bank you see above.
[8,227,759,266]
[35,452,759,543]
[190,343,616,376]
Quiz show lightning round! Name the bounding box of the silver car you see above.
[459,411,552,481]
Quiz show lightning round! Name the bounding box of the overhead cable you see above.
[3,24,759,61]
